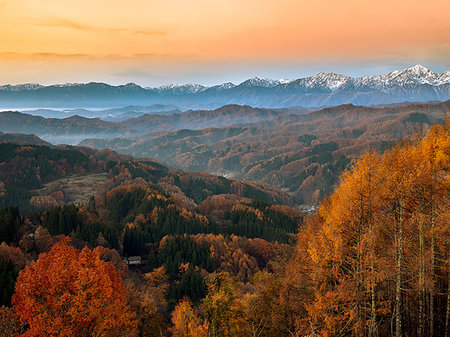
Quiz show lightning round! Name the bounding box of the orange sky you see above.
[0,0,449,85]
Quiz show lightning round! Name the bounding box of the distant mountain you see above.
[0,111,134,144]
[0,105,299,144]
[0,132,52,146]
[153,83,208,95]
[80,100,449,204]
[21,104,182,121]
[0,65,448,109]
[118,104,291,134]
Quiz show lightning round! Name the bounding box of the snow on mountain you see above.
[154,83,207,94]
[0,83,44,91]
[0,65,448,110]
[207,82,237,91]
[2,65,447,95]
[238,77,281,88]
[277,78,292,85]
[354,65,449,90]
[302,72,351,91]
[436,71,450,86]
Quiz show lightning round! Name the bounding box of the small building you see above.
[125,256,142,266]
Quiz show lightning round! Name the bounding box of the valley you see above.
[0,65,448,337]
[79,100,449,204]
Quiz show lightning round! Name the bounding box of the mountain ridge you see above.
[1,65,449,109]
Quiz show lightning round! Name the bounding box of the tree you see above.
[12,238,137,337]
[127,266,170,337]
[0,306,22,337]
[303,123,449,337]
[202,272,243,337]
[171,298,206,337]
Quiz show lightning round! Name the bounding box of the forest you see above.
[0,122,448,336]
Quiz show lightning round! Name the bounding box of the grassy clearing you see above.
[36,173,108,204]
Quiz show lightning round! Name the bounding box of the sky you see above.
[0,0,449,86]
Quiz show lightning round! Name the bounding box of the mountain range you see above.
[76,100,447,204]
[0,105,304,144]
[0,65,448,109]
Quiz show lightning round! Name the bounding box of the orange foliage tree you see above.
[303,123,449,337]
[12,238,137,337]
[171,298,206,337]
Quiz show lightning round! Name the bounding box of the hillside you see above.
[1,123,447,337]
[119,104,290,134]
[81,100,449,204]
[0,111,134,144]
[0,141,293,213]
[0,132,52,146]
[0,105,298,145]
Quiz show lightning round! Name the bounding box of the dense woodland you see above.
[0,122,448,336]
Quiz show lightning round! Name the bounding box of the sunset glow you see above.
[1,0,449,85]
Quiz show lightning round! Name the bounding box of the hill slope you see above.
[81,100,449,203]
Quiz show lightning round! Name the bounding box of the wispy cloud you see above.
[0,52,93,59]
[24,17,167,36]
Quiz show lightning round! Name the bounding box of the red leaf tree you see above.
[12,238,137,337]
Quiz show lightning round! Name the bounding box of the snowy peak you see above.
[352,65,450,90]
[0,65,448,98]
[238,77,281,88]
[304,72,351,90]
[390,65,435,84]
[408,64,430,73]
[154,83,207,95]
[208,82,237,91]
[0,83,44,91]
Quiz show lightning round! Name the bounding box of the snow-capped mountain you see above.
[0,65,448,109]
[0,83,44,91]
[206,82,237,92]
[238,77,284,88]
[287,73,351,92]
[153,83,207,95]
[282,65,450,92]
[353,65,450,90]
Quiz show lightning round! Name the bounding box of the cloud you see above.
[24,17,167,36]
[0,52,192,62]
[0,52,93,60]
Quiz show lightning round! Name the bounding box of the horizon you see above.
[0,0,449,86]
[1,64,448,88]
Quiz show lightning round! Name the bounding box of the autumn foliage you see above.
[0,121,448,337]
[300,123,450,337]
[12,238,137,336]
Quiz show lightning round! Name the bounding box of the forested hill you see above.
[0,122,447,337]
[0,139,305,331]
[81,100,449,204]
[0,139,294,213]
[0,143,105,209]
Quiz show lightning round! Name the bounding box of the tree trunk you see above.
[418,193,425,337]
[368,173,377,337]
[445,251,449,337]
[395,193,403,337]
[429,201,435,337]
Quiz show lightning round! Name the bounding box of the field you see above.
[36,173,108,204]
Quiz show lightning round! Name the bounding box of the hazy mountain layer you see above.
[0,105,304,144]
[80,100,449,204]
